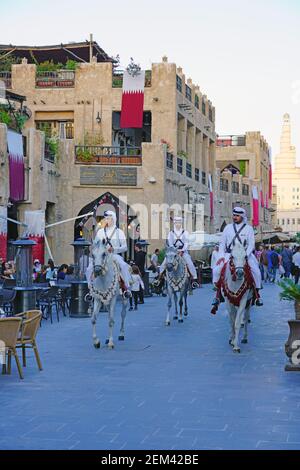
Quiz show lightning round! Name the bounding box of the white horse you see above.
[90,238,128,349]
[165,245,190,326]
[220,242,254,353]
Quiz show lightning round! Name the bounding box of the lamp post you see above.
[69,238,91,318]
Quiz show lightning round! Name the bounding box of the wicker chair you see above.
[0,317,23,379]
[15,310,43,370]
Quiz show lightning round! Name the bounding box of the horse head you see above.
[92,238,111,277]
[165,243,179,272]
[230,241,247,281]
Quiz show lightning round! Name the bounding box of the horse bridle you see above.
[93,241,110,275]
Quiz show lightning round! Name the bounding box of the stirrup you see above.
[255,298,263,307]
[192,281,199,289]
[212,298,220,307]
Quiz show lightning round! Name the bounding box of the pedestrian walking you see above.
[129,265,144,311]
[281,244,293,278]
[292,246,300,284]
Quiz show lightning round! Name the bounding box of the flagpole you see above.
[44,234,54,263]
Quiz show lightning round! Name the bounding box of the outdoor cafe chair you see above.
[0,288,16,316]
[38,286,61,323]
[15,310,43,371]
[0,317,24,379]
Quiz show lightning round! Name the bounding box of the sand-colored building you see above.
[274,114,300,235]
[216,132,275,233]
[0,42,217,263]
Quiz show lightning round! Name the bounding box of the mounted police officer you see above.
[158,216,199,288]
[212,207,263,307]
[93,210,131,295]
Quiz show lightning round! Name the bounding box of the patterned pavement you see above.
[1,283,300,450]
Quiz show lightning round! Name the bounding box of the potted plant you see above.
[278,278,300,371]
[178,150,188,159]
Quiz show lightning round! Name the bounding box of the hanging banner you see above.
[0,206,7,262]
[120,70,145,128]
[208,174,214,218]
[24,210,45,264]
[252,186,259,227]
[7,130,25,202]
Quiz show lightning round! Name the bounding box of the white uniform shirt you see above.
[94,225,127,254]
[167,229,189,252]
[292,252,300,268]
[219,222,255,258]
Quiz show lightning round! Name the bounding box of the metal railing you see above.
[36,70,75,88]
[217,135,246,147]
[166,152,174,169]
[0,71,12,89]
[75,145,142,165]
[112,70,152,88]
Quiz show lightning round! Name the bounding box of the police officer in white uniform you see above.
[93,210,131,291]
[160,216,199,288]
[212,207,263,306]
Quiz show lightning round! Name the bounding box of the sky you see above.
[2,0,300,163]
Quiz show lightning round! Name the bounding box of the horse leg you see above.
[184,289,188,316]
[178,293,184,323]
[166,289,172,326]
[227,302,235,347]
[92,299,101,349]
[119,297,127,341]
[242,303,251,344]
[107,297,117,349]
[173,291,178,320]
[233,297,248,353]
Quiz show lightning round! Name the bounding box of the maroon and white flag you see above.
[24,210,45,264]
[208,174,214,218]
[120,70,145,128]
[7,130,25,202]
[0,206,7,262]
[252,186,259,227]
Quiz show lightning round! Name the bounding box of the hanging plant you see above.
[0,109,12,126]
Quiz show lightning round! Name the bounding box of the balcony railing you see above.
[217,135,246,147]
[166,152,174,169]
[0,71,12,89]
[36,70,75,88]
[75,145,142,165]
[112,70,152,88]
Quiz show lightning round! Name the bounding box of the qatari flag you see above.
[7,130,24,201]
[24,210,45,264]
[252,186,259,227]
[208,174,214,218]
[120,70,145,128]
[0,206,7,261]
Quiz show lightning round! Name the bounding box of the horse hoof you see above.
[118,336,125,341]
[248,319,251,324]
[105,339,109,345]
[184,312,188,316]
[165,321,171,326]
[173,316,178,320]
[241,323,245,328]
[233,348,241,353]
[241,339,248,344]
[108,344,115,350]
[178,319,184,323]
[94,341,100,349]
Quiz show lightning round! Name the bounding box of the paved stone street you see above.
[1,283,300,450]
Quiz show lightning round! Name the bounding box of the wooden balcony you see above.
[75,145,142,165]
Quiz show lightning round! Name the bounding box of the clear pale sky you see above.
[2,0,300,162]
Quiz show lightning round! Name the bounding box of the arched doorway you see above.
[74,192,139,260]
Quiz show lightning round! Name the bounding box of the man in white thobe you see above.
[159,216,199,288]
[91,210,131,293]
[212,207,263,307]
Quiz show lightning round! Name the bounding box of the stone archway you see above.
[74,192,139,260]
